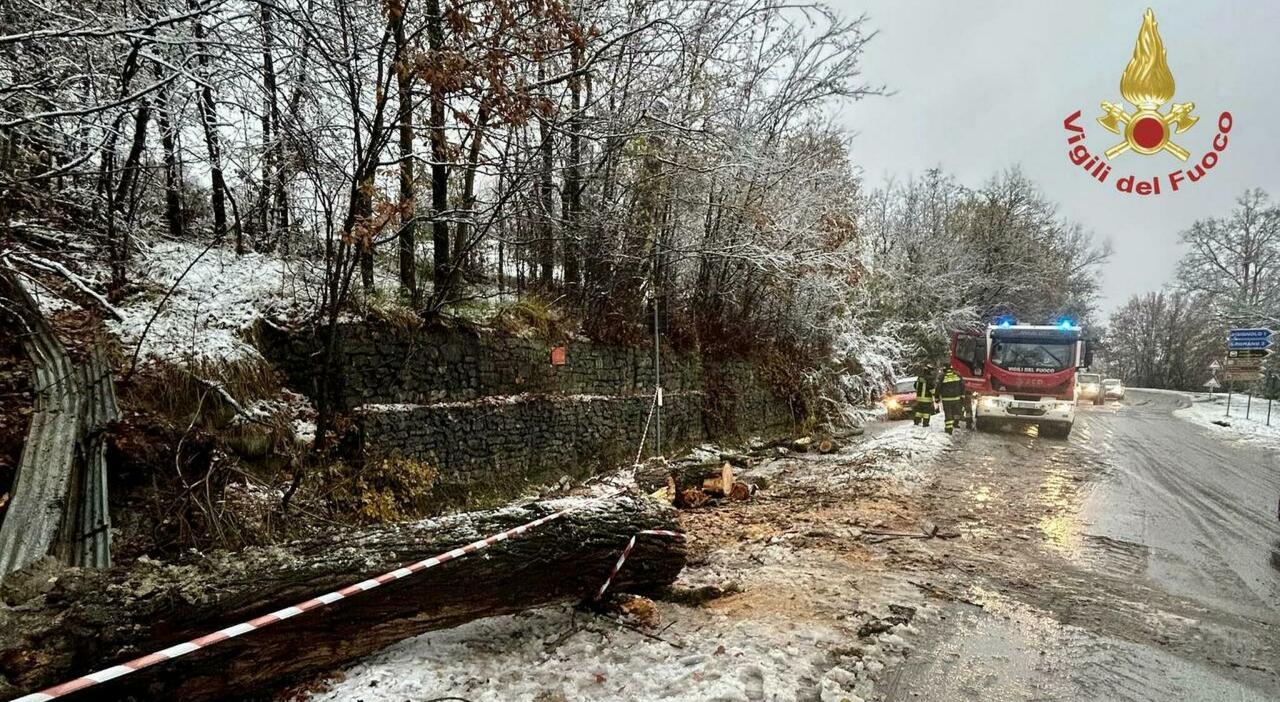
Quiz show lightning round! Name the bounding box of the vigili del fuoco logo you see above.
[1063,8,1232,196]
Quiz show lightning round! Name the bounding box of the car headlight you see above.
[885,398,900,409]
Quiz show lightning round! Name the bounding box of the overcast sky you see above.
[833,0,1280,314]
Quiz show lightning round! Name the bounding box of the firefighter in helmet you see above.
[938,364,965,434]
[912,366,936,427]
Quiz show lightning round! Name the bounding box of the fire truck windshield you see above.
[991,340,1073,373]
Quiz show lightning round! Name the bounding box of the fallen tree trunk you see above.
[0,495,685,702]
[634,456,674,493]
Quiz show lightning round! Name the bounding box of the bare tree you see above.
[1177,188,1280,324]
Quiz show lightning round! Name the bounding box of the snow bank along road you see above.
[883,389,1280,701]
[308,390,1278,702]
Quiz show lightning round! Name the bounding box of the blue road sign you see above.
[1228,338,1272,350]
[1228,328,1273,341]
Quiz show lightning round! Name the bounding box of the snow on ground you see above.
[735,421,953,499]
[238,387,317,444]
[308,422,954,702]
[1171,390,1280,449]
[17,270,80,317]
[779,420,954,493]
[108,240,315,364]
[841,421,953,483]
[309,585,930,702]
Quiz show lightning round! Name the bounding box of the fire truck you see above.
[950,320,1094,438]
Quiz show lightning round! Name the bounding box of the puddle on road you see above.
[967,483,995,505]
[1033,463,1149,578]
[881,591,1274,702]
[1037,467,1082,555]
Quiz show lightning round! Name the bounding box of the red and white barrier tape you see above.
[13,490,653,702]
[594,529,687,601]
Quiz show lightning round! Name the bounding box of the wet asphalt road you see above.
[1079,391,1280,622]
[883,389,1280,701]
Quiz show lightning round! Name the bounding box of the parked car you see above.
[1077,372,1104,405]
[1102,378,1125,400]
[884,377,918,420]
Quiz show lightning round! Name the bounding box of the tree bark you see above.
[191,1,231,250]
[425,0,451,303]
[536,66,557,285]
[259,4,281,246]
[112,100,150,215]
[155,84,185,240]
[391,0,417,303]
[452,104,489,277]
[562,28,584,292]
[0,496,685,702]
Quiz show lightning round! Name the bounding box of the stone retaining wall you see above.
[259,322,702,409]
[257,321,794,493]
[357,392,706,488]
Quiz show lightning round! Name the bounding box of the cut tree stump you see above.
[662,462,733,496]
[698,462,735,496]
[637,458,737,504]
[0,495,685,702]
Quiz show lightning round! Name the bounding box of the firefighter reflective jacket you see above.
[939,368,964,402]
[914,376,934,404]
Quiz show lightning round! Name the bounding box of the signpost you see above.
[1225,370,1263,381]
[1208,359,1222,400]
[1227,328,1272,341]
[1267,372,1278,427]
[1224,329,1274,417]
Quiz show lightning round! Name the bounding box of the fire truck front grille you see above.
[1008,407,1047,417]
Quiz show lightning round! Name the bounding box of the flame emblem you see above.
[1097,8,1198,160]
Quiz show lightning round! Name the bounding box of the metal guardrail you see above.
[0,271,114,577]
[73,347,116,569]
